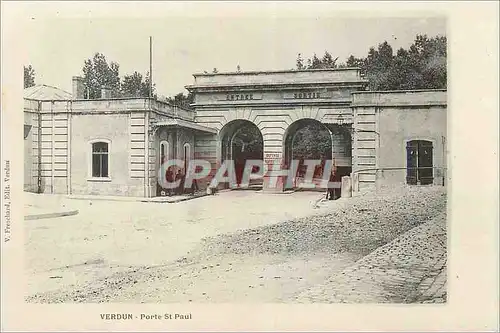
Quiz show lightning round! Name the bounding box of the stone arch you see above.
[282,118,333,185]
[218,119,264,187]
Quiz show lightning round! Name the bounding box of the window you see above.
[91,141,109,178]
[406,140,433,185]
[160,140,169,163]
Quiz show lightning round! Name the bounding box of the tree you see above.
[296,53,305,70]
[298,51,339,70]
[121,71,156,98]
[311,53,322,69]
[364,42,394,90]
[81,53,121,99]
[24,65,35,88]
[345,55,365,68]
[292,123,331,159]
[166,92,194,109]
[321,51,339,69]
[143,72,156,98]
[232,126,262,155]
[295,34,447,90]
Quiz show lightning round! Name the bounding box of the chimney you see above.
[72,76,85,99]
[101,86,112,99]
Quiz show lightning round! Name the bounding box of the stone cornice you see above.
[192,67,363,77]
[352,103,447,108]
[186,81,368,92]
[192,100,353,108]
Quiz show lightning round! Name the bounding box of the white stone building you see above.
[23,68,447,197]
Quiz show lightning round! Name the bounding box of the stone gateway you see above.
[23,68,446,197]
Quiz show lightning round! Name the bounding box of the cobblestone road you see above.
[299,211,447,303]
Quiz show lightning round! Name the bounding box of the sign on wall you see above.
[264,152,282,165]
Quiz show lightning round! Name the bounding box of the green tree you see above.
[81,53,121,99]
[24,65,36,88]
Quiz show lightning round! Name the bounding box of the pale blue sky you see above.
[18,2,446,97]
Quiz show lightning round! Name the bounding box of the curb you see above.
[68,196,141,203]
[24,210,79,221]
[141,193,209,203]
[67,193,208,204]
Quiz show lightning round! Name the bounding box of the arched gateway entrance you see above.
[283,119,333,190]
[283,119,352,190]
[219,120,264,188]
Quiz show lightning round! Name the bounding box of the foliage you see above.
[291,122,332,159]
[80,53,158,99]
[296,51,339,70]
[232,125,263,156]
[24,65,36,88]
[296,34,447,90]
[165,92,195,109]
[82,53,121,98]
[121,71,156,98]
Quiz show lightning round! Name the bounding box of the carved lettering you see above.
[293,91,322,99]
[226,94,254,101]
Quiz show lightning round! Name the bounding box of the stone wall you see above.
[189,69,368,192]
[70,112,145,196]
[351,90,447,191]
[23,73,447,197]
[190,68,365,86]
[23,98,185,197]
[24,100,39,192]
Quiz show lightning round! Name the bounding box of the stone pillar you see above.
[351,172,359,193]
[262,151,285,193]
[341,176,352,198]
[72,76,85,99]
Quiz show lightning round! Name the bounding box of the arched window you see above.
[183,143,191,171]
[406,140,433,185]
[91,141,109,178]
[159,140,169,164]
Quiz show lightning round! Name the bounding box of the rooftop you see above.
[24,84,72,100]
[188,67,367,90]
[192,67,362,77]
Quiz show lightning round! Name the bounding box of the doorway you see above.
[406,140,433,185]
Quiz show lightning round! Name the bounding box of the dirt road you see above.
[26,186,446,303]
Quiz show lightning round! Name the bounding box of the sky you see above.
[18,2,446,97]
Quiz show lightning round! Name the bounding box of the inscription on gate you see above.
[264,152,282,165]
